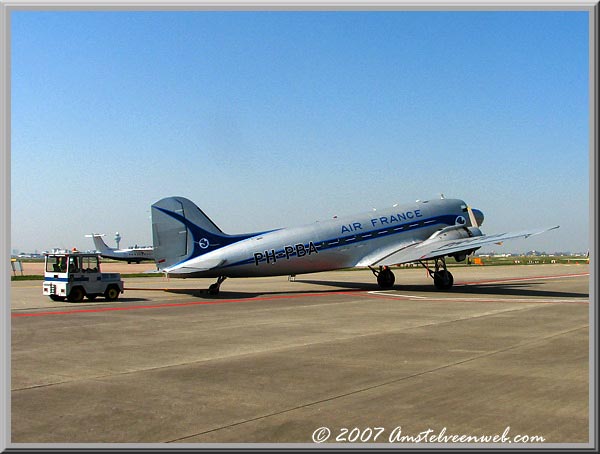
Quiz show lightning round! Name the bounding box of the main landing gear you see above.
[208,276,227,295]
[420,257,454,291]
[370,257,455,291]
[369,266,396,289]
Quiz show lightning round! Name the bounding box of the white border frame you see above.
[1,1,596,451]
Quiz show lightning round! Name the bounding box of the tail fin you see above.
[151,196,252,269]
[85,234,113,253]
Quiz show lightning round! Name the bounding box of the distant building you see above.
[16,252,43,259]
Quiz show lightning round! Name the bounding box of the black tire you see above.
[208,283,220,295]
[433,270,454,290]
[49,295,66,302]
[104,285,120,301]
[377,268,396,289]
[67,287,85,302]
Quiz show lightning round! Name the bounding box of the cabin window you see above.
[81,256,100,273]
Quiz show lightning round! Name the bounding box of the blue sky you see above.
[10,10,590,254]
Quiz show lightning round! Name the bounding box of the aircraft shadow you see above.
[295,280,589,299]
[57,297,151,305]
[113,297,151,302]
[157,277,588,300]
[451,283,588,299]
[162,287,371,300]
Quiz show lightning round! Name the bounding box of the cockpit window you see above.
[46,256,67,272]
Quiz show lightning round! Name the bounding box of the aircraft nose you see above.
[472,208,484,226]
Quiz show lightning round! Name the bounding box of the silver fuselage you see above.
[164,198,468,278]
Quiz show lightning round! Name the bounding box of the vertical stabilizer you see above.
[151,196,252,270]
[85,234,113,253]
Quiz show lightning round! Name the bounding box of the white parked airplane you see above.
[151,196,559,294]
[85,234,154,264]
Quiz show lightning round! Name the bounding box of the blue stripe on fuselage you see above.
[218,213,457,270]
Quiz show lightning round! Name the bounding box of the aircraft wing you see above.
[360,226,560,267]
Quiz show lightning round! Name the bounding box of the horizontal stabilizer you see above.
[165,258,226,274]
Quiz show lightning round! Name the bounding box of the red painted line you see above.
[12,272,589,318]
[11,290,365,318]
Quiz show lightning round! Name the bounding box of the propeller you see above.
[466,205,479,228]
[465,205,480,263]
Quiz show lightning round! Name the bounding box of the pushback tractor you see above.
[43,250,124,302]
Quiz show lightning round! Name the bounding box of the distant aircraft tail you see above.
[85,234,113,253]
[151,196,254,270]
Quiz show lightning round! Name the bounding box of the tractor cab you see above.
[43,250,124,302]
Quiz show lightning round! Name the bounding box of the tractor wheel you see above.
[67,287,85,302]
[104,285,120,301]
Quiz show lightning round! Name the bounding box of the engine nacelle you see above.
[426,225,481,242]
[425,225,483,262]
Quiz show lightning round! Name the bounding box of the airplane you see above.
[85,233,155,264]
[150,195,559,295]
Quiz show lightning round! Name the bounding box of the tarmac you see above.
[10,264,591,446]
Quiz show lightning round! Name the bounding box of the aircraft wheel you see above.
[49,295,66,302]
[67,287,85,302]
[104,285,120,301]
[208,283,220,295]
[377,267,396,289]
[433,270,454,290]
